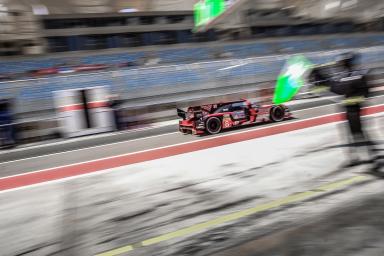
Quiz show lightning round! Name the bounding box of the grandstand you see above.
[1,32,384,76]
[0,0,383,57]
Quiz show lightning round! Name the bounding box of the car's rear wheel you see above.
[206,117,222,134]
[270,106,285,122]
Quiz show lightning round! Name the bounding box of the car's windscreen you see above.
[214,104,231,113]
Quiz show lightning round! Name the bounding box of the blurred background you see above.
[0,1,384,256]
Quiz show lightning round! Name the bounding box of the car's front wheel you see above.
[206,117,222,134]
[270,106,285,122]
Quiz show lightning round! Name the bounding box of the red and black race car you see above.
[177,99,291,135]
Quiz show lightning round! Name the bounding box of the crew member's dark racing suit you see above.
[309,52,381,171]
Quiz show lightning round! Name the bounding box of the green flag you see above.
[273,55,312,104]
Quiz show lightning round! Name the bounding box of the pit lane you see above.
[0,95,383,256]
[0,94,383,179]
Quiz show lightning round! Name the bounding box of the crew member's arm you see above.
[308,66,331,94]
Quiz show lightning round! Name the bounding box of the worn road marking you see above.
[96,175,370,256]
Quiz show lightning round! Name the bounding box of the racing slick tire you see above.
[206,117,222,134]
[270,105,285,122]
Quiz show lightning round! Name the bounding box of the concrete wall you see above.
[291,0,384,22]
[0,0,45,54]
[146,0,195,11]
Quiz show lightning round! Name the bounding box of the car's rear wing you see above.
[177,107,206,120]
[178,103,222,119]
[177,108,186,120]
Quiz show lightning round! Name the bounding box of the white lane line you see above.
[0,121,178,154]
[0,131,180,165]
[293,94,384,112]
[218,63,248,71]
[293,102,341,113]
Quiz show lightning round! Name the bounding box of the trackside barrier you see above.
[54,87,116,138]
[3,72,384,146]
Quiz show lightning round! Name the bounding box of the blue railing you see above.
[1,34,384,74]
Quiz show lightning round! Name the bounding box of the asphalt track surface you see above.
[0,95,383,180]
[0,96,384,256]
[97,175,374,256]
[0,94,352,163]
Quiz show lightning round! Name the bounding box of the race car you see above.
[177,99,291,135]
